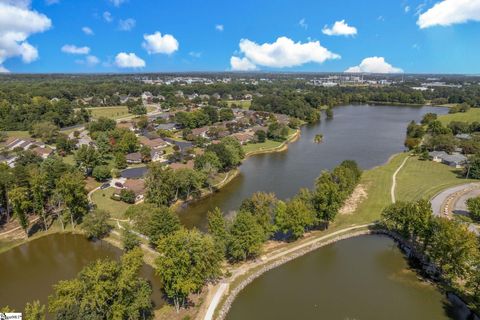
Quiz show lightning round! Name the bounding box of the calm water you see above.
[227,235,470,320]
[179,104,447,229]
[0,233,164,313]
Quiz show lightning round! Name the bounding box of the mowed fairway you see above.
[87,106,156,120]
[395,156,474,202]
[438,108,480,125]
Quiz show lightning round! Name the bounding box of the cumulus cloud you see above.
[215,24,224,31]
[0,1,52,71]
[76,55,100,67]
[417,0,480,28]
[230,36,339,70]
[345,56,403,73]
[103,11,113,23]
[110,0,127,7]
[405,5,411,13]
[189,51,202,58]
[230,57,257,71]
[118,18,136,31]
[61,44,90,55]
[82,26,94,35]
[115,52,145,68]
[322,20,358,36]
[142,31,179,55]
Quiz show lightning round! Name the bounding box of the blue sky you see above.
[1,0,480,73]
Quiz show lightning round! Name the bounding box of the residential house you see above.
[139,136,168,150]
[156,123,177,131]
[191,126,210,138]
[456,133,472,140]
[429,151,468,168]
[126,152,142,164]
[117,121,136,131]
[3,137,44,151]
[33,146,54,159]
[232,132,254,145]
[150,149,166,162]
[141,91,154,105]
[0,155,17,168]
[113,179,146,203]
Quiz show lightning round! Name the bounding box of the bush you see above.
[466,197,480,221]
[120,189,136,204]
[81,209,111,239]
[122,228,141,251]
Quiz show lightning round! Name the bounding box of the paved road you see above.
[430,183,480,216]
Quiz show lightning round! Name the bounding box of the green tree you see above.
[148,206,180,246]
[239,192,277,238]
[8,186,32,236]
[81,209,111,239]
[145,164,177,206]
[24,300,46,320]
[207,207,229,255]
[466,197,480,221]
[92,165,111,182]
[155,229,222,312]
[227,211,265,262]
[114,152,127,169]
[74,145,100,175]
[122,227,141,252]
[31,121,59,143]
[254,130,266,143]
[29,167,49,230]
[312,172,343,227]
[274,197,316,241]
[55,171,89,229]
[49,248,152,319]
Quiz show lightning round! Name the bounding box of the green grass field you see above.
[227,100,251,109]
[395,156,474,202]
[91,188,131,218]
[438,108,480,125]
[6,131,31,139]
[87,106,156,120]
[242,139,283,154]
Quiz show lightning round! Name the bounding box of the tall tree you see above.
[8,186,31,236]
[24,300,46,320]
[55,171,88,229]
[227,211,265,262]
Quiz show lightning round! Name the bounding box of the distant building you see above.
[113,179,146,203]
[126,152,142,164]
[429,151,467,168]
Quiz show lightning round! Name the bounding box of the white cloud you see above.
[110,0,127,7]
[76,55,100,67]
[82,26,94,35]
[299,18,308,29]
[189,51,202,58]
[45,0,59,5]
[61,44,90,55]
[417,0,480,28]
[142,31,179,55]
[0,65,9,73]
[345,56,403,73]
[118,18,135,31]
[322,20,358,36]
[215,24,224,31]
[230,57,257,71]
[0,1,52,70]
[103,11,113,23]
[115,52,145,68]
[405,5,411,13]
[230,36,339,69]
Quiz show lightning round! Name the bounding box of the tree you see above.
[49,248,152,319]
[219,108,234,121]
[254,130,266,143]
[55,134,75,155]
[117,130,139,154]
[145,164,177,206]
[114,152,127,169]
[466,155,480,179]
[148,206,180,246]
[74,145,100,175]
[421,112,437,125]
[227,211,265,262]
[29,167,49,230]
[122,227,140,251]
[239,192,277,238]
[120,189,136,204]
[312,172,343,227]
[24,300,46,320]
[274,197,316,241]
[92,165,111,182]
[466,197,480,221]
[125,203,156,236]
[140,145,152,162]
[207,207,229,255]
[31,121,59,143]
[0,163,13,220]
[55,171,89,229]
[155,229,222,312]
[8,186,31,235]
[81,209,111,239]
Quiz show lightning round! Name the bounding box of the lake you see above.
[179,104,448,229]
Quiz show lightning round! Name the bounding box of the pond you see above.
[0,233,164,313]
[227,235,471,320]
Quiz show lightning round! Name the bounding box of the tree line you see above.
[381,199,480,312]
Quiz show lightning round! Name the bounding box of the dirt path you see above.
[201,223,374,320]
[391,156,409,203]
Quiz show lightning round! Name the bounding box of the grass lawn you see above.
[87,106,157,120]
[242,139,283,154]
[395,156,474,202]
[6,131,31,138]
[91,188,131,218]
[227,100,251,109]
[438,108,480,125]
